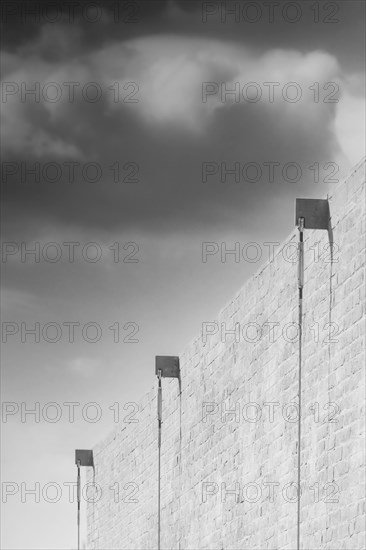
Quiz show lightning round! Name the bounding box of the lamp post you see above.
[155,356,180,550]
[75,449,94,550]
[295,198,330,550]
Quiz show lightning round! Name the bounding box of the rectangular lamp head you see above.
[155,356,180,378]
[75,449,94,467]
[295,198,330,230]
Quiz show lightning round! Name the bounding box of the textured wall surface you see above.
[87,159,365,550]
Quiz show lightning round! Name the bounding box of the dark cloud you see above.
[0,2,362,241]
[1,1,365,72]
[1,1,167,50]
[2,89,343,239]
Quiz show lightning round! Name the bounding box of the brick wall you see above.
[87,158,365,550]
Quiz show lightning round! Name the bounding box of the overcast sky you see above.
[1,1,365,548]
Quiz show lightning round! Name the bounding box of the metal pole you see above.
[157,370,162,550]
[297,217,304,550]
[77,460,81,550]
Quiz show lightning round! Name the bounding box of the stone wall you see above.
[87,159,365,549]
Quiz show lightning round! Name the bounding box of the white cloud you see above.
[96,39,343,133]
[334,74,365,165]
[1,31,364,167]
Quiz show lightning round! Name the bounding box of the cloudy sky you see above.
[1,1,365,548]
